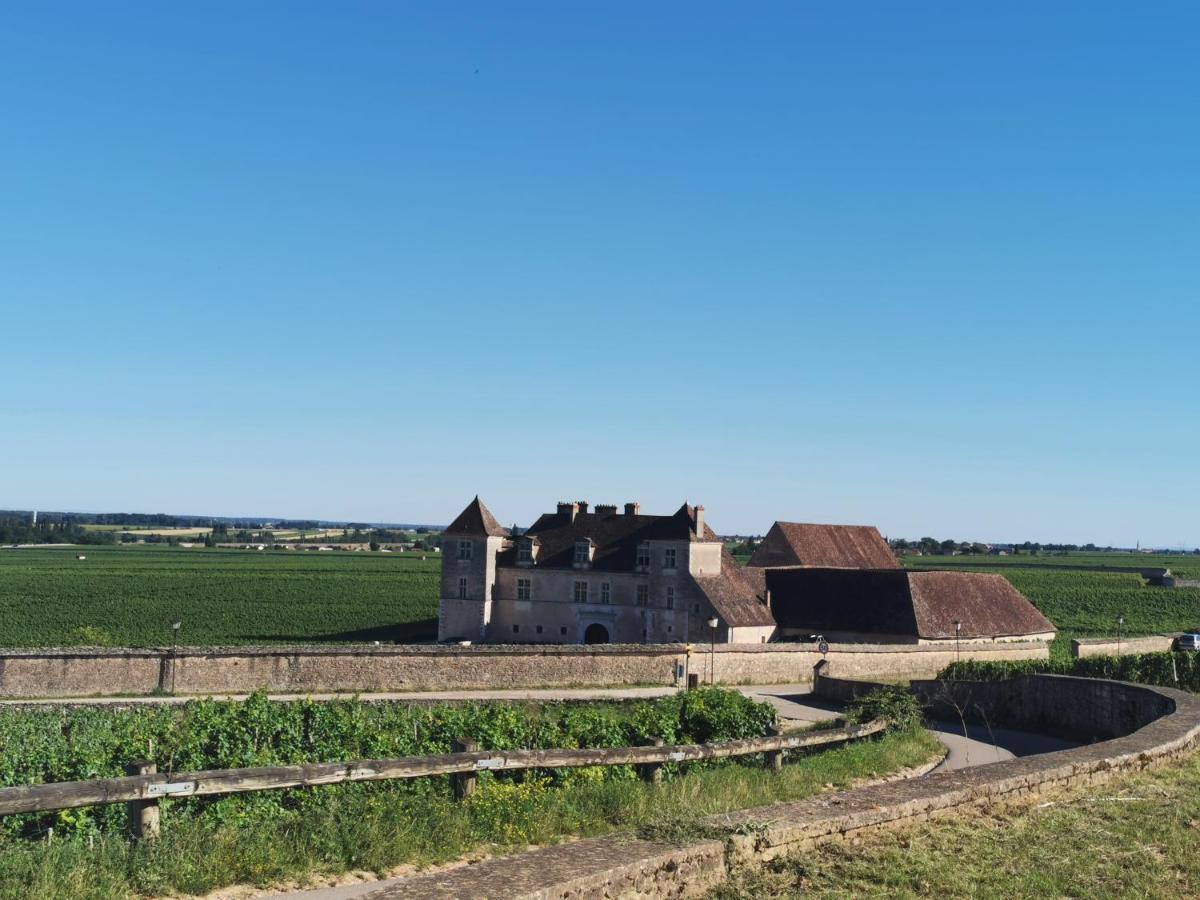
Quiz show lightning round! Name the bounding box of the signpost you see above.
[817,640,829,658]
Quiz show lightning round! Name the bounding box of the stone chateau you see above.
[437,497,1055,646]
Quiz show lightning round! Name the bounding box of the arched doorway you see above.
[583,623,610,644]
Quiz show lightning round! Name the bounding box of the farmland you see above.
[0,546,441,647]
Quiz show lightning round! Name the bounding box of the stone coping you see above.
[360,675,1200,899]
[0,640,1049,659]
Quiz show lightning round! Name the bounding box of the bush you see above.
[846,686,923,731]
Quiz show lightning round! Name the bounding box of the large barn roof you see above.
[764,567,1054,640]
[747,522,899,570]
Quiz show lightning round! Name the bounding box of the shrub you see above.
[846,686,923,731]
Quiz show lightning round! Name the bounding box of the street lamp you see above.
[1117,615,1124,656]
[170,620,182,694]
[953,620,962,665]
[706,617,719,685]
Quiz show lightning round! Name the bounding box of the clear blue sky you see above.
[2,2,1197,547]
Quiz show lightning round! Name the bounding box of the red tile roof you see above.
[444,496,509,537]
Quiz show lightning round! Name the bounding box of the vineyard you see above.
[939,651,1200,693]
[0,546,441,647]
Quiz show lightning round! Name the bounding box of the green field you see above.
[0,546,441,647]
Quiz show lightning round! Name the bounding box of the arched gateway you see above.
[583,623,610,644]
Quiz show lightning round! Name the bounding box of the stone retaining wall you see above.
[1072,635,1175,658]
[371,675,1200,899]
[0,641,1050,699]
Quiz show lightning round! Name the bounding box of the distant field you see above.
[0,545,440,647]
[902,553,1200,656]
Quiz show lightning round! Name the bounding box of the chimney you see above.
[557,501,579,522]
[576,501,589,515]
[624,502,640,516]
[595,504,618,516]
[693,505,705,536]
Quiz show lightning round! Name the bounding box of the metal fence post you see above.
[451,739,477,800]
[124,761,160,840]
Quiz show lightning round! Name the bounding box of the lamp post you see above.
[170,620,182,694]
[706,617,719,685]
[1117,615,1124,656]
[953,620,962,665]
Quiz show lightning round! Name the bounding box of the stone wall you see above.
[0,640,1050,699]
[1072,635,1175,658]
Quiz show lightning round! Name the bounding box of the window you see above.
[560,626,568,635]
[573,581,588,603]
[666,587,675,610]
[600,582,611,604]
[457,540,473,561]
[512,624,520,633]
[663,548,677,570]
[637,584,649,607]
[574,541,590,566]
[536,625,543,634]
[457,576,468,600]
[636,544,650,569]
[517,578,531,601]
[518,542,533,565]
[668,625,673,633]
[694,603,701,613]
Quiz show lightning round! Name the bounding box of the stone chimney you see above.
[693,505,705,536]
[624,502,640,516]
[576,501,589,515]
[595,504,618,516]
[557,501,579,522]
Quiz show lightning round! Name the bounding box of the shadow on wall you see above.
[243,619,439,644]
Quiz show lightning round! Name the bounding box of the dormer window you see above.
[636,543,650,571]
[518,541,534,566]
[573,540,592,568]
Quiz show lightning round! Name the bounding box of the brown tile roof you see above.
[444,496,509,537]
[498,503,711,571]
[747,522,899,569]
[694,547,776,627]
[764,567,1054,640]
[908,571,1056,639]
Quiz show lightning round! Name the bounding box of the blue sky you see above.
[2,2,1197,546]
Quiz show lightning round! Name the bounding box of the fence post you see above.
[451,739,477,800]
[766,724,785,772]
[124,761,160,840]
[638,738,664,785]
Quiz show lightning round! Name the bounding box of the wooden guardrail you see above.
[0,718,888,838]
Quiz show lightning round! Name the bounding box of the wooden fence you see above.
[0,718,888,838]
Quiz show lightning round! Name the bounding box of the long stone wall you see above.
[375,674,1200,898]
[0,641,1050,699]
[1072,635,1175,658]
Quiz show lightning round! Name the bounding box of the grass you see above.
[0,545,441,646]
[712,749,1200,899]
[0,726,940,898]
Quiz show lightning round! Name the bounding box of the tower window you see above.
[457,540,473,561]
[663,548,677,570]
[457,576,468,600]
[666,587,675,610]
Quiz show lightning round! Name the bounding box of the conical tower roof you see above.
[445,496,508,537]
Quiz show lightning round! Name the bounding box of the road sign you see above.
[818,641,830,657]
